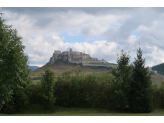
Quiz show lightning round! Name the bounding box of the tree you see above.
[129,45,153,113]
[0,17,31,110]
[110,50,133,111]
[41,67,56,108]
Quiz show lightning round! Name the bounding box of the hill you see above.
[28,66,40,71]
[152,63,164,76]
[30,61,164,87]
[30,60,114,78]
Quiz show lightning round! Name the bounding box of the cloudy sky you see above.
[1,7,164,67]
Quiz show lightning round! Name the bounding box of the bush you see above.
[40,68,56,108]
[0,85,28,114]
[54,69,113,109]
[24,82,42,105]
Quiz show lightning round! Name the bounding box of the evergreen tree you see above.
[111,50,133,111]
[129,45,153,113]
[0,16,31,110]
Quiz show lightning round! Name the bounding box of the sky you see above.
[1,6,164,67]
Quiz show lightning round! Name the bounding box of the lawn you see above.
[0,105,164,116]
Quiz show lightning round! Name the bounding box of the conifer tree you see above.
[129,45,153,113]
[111,50,133,111]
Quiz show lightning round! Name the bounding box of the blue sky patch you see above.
[131,30,140,36]
[59,32,107,43]
[30,37,34,39]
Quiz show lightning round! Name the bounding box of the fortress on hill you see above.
[48,48,158,74]
[48,48,111,67]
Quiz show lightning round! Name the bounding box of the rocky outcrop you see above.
[48,48,109,67]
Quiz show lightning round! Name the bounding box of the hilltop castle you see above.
[48,48,158,74]
[147,67,157,75]
[48,48,109,67]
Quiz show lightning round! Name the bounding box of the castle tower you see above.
[68,48,72,61]
[70,48,72,53]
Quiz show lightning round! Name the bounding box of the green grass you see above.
[0,104,164,116]
[32,80,40,83]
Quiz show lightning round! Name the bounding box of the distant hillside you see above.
[152,63,164,76]
[28,66,40,71]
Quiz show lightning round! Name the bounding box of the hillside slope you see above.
[152,63,164,76]
[31,61,164,87]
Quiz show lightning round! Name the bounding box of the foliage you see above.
[24,82,42,105]
[21,69,164,112]
[152,81,164,109]
[0,17,31,109]
[54,69,113,109]
[110,50,132,111]
[40,68,56,107]
[0,85,28,114]
[33,76,41,80]
[129,46,153,113]
[152,63,164,75]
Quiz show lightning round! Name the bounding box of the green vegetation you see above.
[40,68,56,108]
[1,66,164,115]
[86,58,92,61]
[129,46,153,113]
[110,50,132,111]
[1,105,164,116]
[152,63,164,75]
[0,17,31,110]
[91,66,111,69]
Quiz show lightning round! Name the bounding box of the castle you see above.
[48,48,109,67]
[147,67,157,75]
[48,48,158,74]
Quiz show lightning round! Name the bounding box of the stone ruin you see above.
[147,67,157,75]
[48,48,110,67]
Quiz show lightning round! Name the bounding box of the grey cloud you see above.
[2,7,164,67]
[1,7,137,15]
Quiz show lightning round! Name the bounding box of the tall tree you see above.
[0,16,31,110]
[111,50,133,111]
[129,45,153,113]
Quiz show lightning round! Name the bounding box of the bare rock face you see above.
[48,48,108,67]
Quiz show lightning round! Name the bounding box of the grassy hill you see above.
[30,60,114,79]
[30,61,164,87]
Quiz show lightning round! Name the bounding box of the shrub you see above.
[0,85,28,114]
[40,68,56,108]
[24,82,42,105]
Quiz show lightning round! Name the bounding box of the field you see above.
[0,105,164,116]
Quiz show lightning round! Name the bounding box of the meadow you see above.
[1,105,164,116]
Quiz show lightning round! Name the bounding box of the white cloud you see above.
[2,8,164,67]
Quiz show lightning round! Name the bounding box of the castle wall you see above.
[72,52,82,55]
[91,58,98,61]
[62,51,69,55]
[49,48,108,66]
[69,61,82,64]
[82,63,111,68]
[55,50,61,54]
[82,60,107,64]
